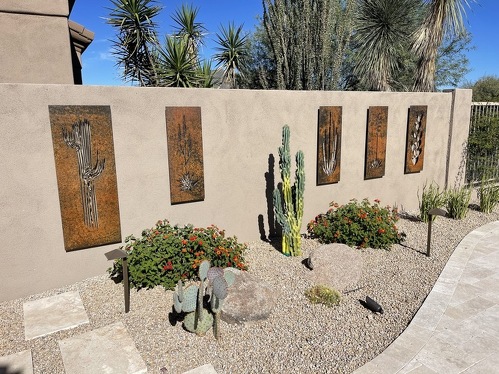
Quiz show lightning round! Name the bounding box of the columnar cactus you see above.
[172,260,235,340]
[273,125,305,256]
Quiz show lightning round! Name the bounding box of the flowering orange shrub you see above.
[307,198,405,249]
[109,220,248,290]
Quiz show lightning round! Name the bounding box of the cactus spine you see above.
[273,125,305,256]
[172,260,235,340]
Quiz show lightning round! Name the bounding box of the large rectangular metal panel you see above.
[49,105,121,251]
[317,106,342,185]
[365,106,388,180]
[165,107,205,204]
[405,105,427,174]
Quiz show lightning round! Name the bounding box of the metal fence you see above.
[466,102,499,183]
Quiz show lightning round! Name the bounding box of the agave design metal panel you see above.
[165,107,205,204]
[365,106,388,180]
[317,106,342,185]
[405,105,427,173]
[49,105,121,251]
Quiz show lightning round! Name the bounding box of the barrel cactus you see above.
[172,260,236,340]
[273,125,305,256]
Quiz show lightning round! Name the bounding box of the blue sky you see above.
[71,0,499,87]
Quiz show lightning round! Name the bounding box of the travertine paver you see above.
[354,221,499,374]
[23,291,89,340]
[0,349,33,374]
[58,321,147,374]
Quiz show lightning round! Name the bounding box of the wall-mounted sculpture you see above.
[405,105,427,173]
[165,107,205,204]
[365,106,388,180]
[317,106,342,185]
[49,105,121,251]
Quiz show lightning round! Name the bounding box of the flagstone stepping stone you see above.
[0,349,33,374]
[23,291,89,340]
[58,321,147,374]
[182,363,218,374]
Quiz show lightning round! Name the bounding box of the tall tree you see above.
[214,23,250,88]
[106,0,161,86]
[262,0,356,90]
[412,0,474,92]
[352,0,421,91]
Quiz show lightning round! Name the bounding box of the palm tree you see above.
[412,0,474,92]
[106,0,162,86]
[214,23,249,88]
[171,4,206,60]
[353,0,421,91]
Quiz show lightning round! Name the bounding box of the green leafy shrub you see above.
[418,182,446,222]
[305,285,341,307]
[109,220,248,290]
[478,177,499,213]
[307,198,405,249]
[444,185,472,219]
[466,115,499,182]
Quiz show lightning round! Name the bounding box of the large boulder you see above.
[307,243,363,292]
[222,270,278,324]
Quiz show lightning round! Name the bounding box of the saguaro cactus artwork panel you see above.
[49,105,121,251]
[405,105,427,173]
[365,106,388,180]
[317,106,342,185]
[165,107,205,204]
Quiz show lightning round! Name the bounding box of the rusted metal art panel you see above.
[317,106,342,185]
[405,105,427,174]
[165,107,205,204]
[365,106,388,180]
[49,105,121,252]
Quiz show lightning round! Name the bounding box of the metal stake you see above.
[105,248,130,313]
[426,208,447,257]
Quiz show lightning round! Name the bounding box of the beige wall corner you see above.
[445,89,473,189]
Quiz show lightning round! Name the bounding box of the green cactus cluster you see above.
[173,260,236,339]
[273,125,305,256]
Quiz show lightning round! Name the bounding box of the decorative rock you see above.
[307,243,363,292]
[222,270,279,324]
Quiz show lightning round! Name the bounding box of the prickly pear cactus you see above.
[180,284,198,313]
[223,269,236,287]
[172,261,236,340]
[183,308,213,336]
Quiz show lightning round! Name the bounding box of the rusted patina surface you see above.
[165,107,205,204]
[317,106,342,185]
[365,106,388,180]
[405,105,427,174]
[49,105,121,251]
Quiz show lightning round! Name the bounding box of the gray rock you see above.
[307,243,363,292]
[222,270,278,324]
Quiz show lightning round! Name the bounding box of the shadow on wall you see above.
[258,153,282,247]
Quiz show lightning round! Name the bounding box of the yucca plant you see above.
[106,0,162,86]
[155,35,202,87]
[214,23,250,88]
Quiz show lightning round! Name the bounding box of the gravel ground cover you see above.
[1,205,498,374]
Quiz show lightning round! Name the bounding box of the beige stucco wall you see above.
[0,0,69,16]
[0,8,74,84]
[0,84,472,301]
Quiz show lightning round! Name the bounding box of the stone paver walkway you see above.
[354,220,499,374]
[2,221,498,373]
